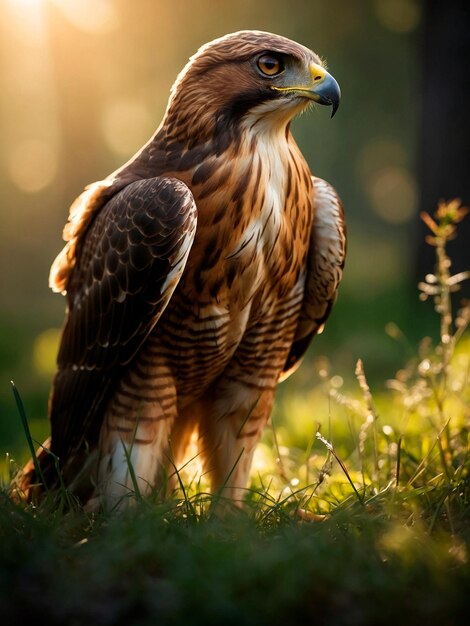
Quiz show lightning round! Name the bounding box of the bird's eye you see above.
[257,54,283,77]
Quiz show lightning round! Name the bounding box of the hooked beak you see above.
[271,61,341,118]
[307,63,341,118]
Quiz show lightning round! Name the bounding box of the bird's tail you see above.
[11,438,100,507]
[10,437,58,504]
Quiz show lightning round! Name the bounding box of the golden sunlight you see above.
[6,0,119,34]
[8,0,45,6]
[53,0,120,34]
[2,0,60,193]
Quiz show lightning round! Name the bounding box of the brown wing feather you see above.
[281,176,346,381]
[48,176,197,482]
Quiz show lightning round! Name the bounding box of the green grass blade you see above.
[11,380,48,490]
[121,439,143,503]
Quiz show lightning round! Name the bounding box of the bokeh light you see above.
[33,328,61,378]
[7,139,58,193]
[357,138,418,224]
[2,0,60,193]
[374,0,422,34]
[367,165,418,224]
[357,139,408,181]
[101,98,154,158]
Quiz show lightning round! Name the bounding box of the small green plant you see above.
[253,199,470,531]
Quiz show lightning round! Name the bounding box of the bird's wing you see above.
[280,176,346,381]
[49,176,197,467]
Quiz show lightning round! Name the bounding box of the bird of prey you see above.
[18,30,346,508]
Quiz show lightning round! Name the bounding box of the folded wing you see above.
[281,176,346,381]
[49,176,197,477]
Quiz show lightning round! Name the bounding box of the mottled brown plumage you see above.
[17,31,346,508]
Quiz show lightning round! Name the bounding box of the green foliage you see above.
[1,492,469,626]
[1,202,469,624]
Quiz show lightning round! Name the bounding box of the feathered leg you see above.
[198,381,275,503]
[93,357,177,509]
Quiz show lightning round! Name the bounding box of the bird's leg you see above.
[198,383,275,505]
[163,404,203,495]
[94,361,177,509]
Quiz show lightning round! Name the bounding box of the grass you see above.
[1,200,470,625]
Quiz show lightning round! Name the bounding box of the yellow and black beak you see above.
[272,61,341,117]
[308,62,341,117]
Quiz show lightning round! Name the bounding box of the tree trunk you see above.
[415,0,470,297]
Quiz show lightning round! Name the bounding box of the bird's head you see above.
[164,30,340,143]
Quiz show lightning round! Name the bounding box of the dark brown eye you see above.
[257,54,283,76]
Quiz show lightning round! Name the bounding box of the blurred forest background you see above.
[0,0,468,466]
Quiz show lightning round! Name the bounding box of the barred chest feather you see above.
[154,127,314,397]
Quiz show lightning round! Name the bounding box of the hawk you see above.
[19,31,346,508]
